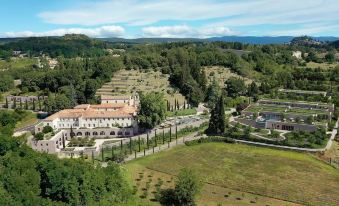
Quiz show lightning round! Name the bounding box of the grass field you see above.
[96,69,186,106]
[125,143,339,206]
[0,58,37,71]
[306,62,338,70]
[15,111,38,129]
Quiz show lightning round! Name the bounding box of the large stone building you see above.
[32,96,139,155]
[35,103,138,133]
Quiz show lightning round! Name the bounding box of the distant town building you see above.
[292,51,302,59]
[100,93,139,106]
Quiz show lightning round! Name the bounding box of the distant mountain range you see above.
[102,36,339,44]
[1,36,339,45]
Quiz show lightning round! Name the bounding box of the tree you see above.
[205,79,221,109]
[243,126,252,139]
[25,99,28,110]
[174,169,201,206]
[34,132,44,140]
[207,96,226,134]
[138,92,166,129]
[42,126,53,134]
[325,52,335,63]
[0,75,14,92]
[247,82,259,97]
[225,77,246,98]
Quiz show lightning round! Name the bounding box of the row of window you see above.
[71,131,131,136]
[58,123,131,128]
[59,117,132,121]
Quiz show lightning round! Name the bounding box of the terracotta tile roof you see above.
[44,104,137,121]
[82,110,132,118]
[45,109,85,121]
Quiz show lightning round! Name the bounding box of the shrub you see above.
[34,132,44,140]
[42,126,53,134]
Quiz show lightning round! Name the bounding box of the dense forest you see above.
[0,35,338,109]
[0,109,136,206]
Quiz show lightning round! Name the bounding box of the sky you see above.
[1,0,339,38]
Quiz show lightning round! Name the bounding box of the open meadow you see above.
[125,142,339,206]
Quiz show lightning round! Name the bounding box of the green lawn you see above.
[166,108,197,117]
[0,58,37,70]
[125,143,339,206]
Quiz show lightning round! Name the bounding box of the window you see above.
[76,132,82,136]
[93,131,98,136]
[100,131,105,135]
[125,131,130,136]
[110,131,115,135]
[118,131,123,136]
[85,132,90,136]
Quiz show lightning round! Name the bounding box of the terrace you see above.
[244,104,328,116]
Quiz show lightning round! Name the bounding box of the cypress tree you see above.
[25,99,28,110]
[20,99,22,109]
[101,147,104,161]
[13,98,16,109]
[162,129,165,144]
[92,151,94,164]
[32,99,36,111]
[38,99,42,111]
[217,96,226,134]
[154,130,157,146]
[138,136,141,152]
[169,127,172,142]
[208,95,225,134]
[5,98,8,108]
[129,137,132,154]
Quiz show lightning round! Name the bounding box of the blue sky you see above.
[1,0,339,38]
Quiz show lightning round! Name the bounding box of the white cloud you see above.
[3,25,124,38]
[142,25,191,38]
[37,0,339,28]
[38,0,247,26]
[141,25,238,38]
